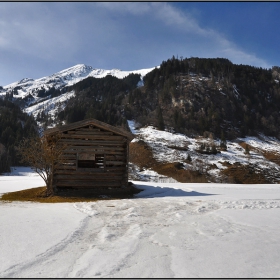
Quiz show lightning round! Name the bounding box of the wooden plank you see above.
[67,131,116,136]
[58,161,77,166]
[62,134,125,141]
[63,146,125,153]
[64,146,125,152]
[105,155,125,161]
[62,151,105,156]
[75,127,101,131]
[56,181,121,187]
[62,142,125,147]
[54,167,125,175]
[77,128,103,132]
[55,174,123,180]
[61,139,126,146]
[55,165,77,170]
[123,142,129,186]
[61,155,77,160]
[105,161,124,166]
[53,172,125,181]
[58,185,123,189]
[70,129,115,134]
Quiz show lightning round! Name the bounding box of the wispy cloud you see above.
[99,2,270,68]
[0,2,274,85]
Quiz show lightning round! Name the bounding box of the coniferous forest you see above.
[0,99,38,173]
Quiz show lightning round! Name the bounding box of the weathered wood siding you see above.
[53,125,129,190]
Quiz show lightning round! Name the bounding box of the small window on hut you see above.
[77,153,104,169]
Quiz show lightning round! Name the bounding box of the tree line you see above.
[0,98,38,173]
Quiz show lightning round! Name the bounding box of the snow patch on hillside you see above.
[127,120,280,183]
[24,90,75,121]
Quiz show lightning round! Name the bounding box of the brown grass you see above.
[221,162,270,184]
[239,142,255,151]
[262,151,280,166]
[129,140,157,169]
[154,163,208,183]
[0,184,142,203]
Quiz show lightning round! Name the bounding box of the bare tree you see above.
[18,134,66,195]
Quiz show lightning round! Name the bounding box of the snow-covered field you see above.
[0,167,280,278]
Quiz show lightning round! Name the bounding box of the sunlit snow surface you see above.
[0,167,280,278]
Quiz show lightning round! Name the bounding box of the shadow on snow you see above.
[134,183,217,198]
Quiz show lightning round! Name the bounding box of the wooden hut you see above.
[44,118,134,194]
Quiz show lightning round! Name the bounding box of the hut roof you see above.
[44,118,134,141]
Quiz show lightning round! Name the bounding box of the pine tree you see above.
[211,144,218,154]
[244,144,250,155]
[157,106,165,130]
[220,131,227,151]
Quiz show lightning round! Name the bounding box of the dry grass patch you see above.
[0,187,99,203]
[221,163,269,184]
[0,184,142,203]
[238,142,257,153]
[129,140,157,169]
[262,151,280,166]
[154,162,208,183]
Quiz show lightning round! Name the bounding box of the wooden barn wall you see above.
[53,125,129,189]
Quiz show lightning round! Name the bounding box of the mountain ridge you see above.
[0,64,155,108]
[2,63,155,89]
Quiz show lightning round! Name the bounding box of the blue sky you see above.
[0,2,279,86]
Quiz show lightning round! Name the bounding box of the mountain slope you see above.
[132,57,280,139]
[127,120,280,184]
[2,56,280,183]
[0,64,155,112]
[0,64,155,130]
[2,64,155,97]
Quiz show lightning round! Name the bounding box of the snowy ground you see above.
[0,167,280,278]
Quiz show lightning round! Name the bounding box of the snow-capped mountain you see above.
[0,64,155,128]
[0,64,155,107]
